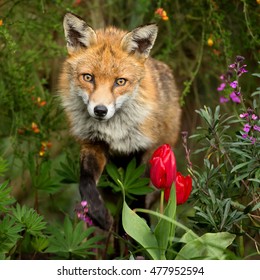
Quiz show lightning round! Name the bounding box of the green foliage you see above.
[46,216,104,259]
[0,181,16,212]
[121,180,236,260]
[11,204,46,236]
[0,216,23,257]
[194,195,245,232]
[0,157,8,177]
[56,154,80,184]
[99,158,152,198]
[154,187,176,259]
[122,199,160,260]
[189,67,260,257]
[28,156,61,194]
[175,231,236,260]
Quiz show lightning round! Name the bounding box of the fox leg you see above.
[79,142,113,230]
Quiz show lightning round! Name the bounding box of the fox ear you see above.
[63,13,97,54]
[121,24,158,58]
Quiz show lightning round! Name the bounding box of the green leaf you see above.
[231,161,254,173]
[31,237,49,252]
[56,155,80,184]
[103,158,151,196]
[0,216,23,254]
[46,217,103,258]
[127,185,153,195]
[122,200,160,260]
[0,157,8,177]
[11,204,46,236]
[175,232,236,260]
[29,160,61,194]
[124,160,146,187]
[251,202,260,212]
[106,163,122,185]
[154,185,176,259]
[0,181,16,212]
[123,157,137,185]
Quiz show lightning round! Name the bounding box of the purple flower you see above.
[75,200,93,226]
[252,114,258,120]
[243,123,251,133]
[230,80,238,89]
[217,83,226,91]
[240,113,249,119]
[250,137,256,144]
[230,92,241,103]
[220,96,229,103]
[253,125,260,132]
[229,63,236,69]
[235,55,245,63]
[237,65,248,76]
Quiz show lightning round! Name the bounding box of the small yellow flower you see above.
[39,150,45,157]
[207,38,214,47]
[257,0,260,5]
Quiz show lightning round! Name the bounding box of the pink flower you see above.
[230,80,238,89]
[76,200,93,226]
[230,92,241,103]
[240,113,249,119]
[217,83,226,91]
[220,96,229,103]
[252,114,258,120]
[229,63,236,69]
[253,125,260,132]
[243,123,251,133]
[81,200,88,207]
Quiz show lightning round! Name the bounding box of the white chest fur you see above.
[63,94,152,154]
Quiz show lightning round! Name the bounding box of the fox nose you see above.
[94,105,108,118]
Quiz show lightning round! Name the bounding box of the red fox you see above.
[59,13,181,230]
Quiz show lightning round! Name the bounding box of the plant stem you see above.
[160,190,164,214]
[238,221,244,258]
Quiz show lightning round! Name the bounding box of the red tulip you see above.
[164,172,192,204]
[149,144,176,189]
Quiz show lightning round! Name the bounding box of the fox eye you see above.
[115,78,127,86]
[82,73,94,82]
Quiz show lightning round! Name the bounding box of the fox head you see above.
[62,13,158,121]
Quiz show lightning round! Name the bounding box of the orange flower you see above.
[41,141,52,148]
[155,8,169,21]
[39,101,47,107]
[161,11,169,21]
[0,19,3,26]
[31,122,40,133]
[35,97,47,107]
[39,141,52,157]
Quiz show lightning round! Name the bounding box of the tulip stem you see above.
[160,190,164,214]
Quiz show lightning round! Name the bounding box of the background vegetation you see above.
[0,0,259,259]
